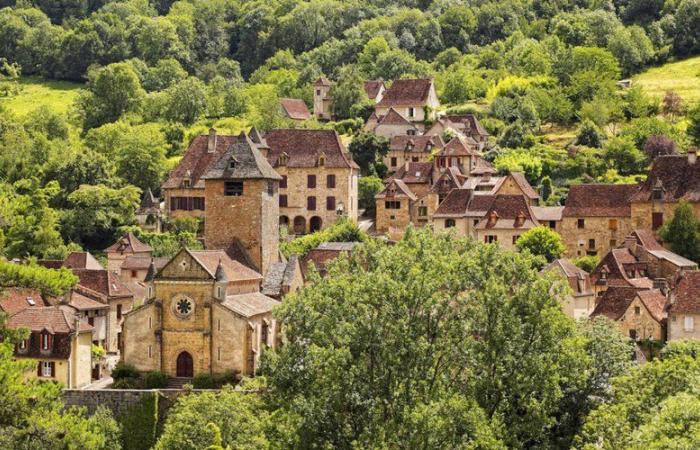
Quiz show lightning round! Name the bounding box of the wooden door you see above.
[176,351,193,377]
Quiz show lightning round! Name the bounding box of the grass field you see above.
[0,76,83,116]
[634,56,700,103]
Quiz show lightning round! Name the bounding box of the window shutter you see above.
[308,175,316,188]
[50,362,55,377]
[327,196,335,211]
[170,199,176,211]
[37,361,42,377]
[280,176,287,188]
[327,174,336,188]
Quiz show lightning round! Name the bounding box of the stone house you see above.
[667,271,700,341]
[7,304,93,388]
[561,184,638,258]
[312,77,332,120]
[629,150,700,231]
[280,98,311,122]
[426,114,490,150]
[375,179,416,236]
[201,133,282,277]
[264,129,359,235]
[261,255,303,301]
[365,108,419,138]
[590,286,667,341]
[543,259,595,319]
[120,256,169,284]
[374,79,439,130]
[121,248,280,379]
[300,242,361,278]
[532,206,564,233]
[433,136,489,177]
[105,232,153,273]
[162,129,241,221]
[384,135,444,172]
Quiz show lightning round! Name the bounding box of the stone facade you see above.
[374,79,439,128]
[667,271,700,341]
[561,216,633,258]
[312,78,332,120]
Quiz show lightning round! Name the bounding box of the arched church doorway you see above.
[176,351,193,377]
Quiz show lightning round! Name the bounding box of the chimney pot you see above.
[653,278,668,296]
[208,128,217,153]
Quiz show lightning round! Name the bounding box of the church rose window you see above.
[173,296,195,318]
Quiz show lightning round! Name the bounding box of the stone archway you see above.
[279,215,289,232]
[293,216,306,235]
[310,216,323,233]
[176,351,193,377]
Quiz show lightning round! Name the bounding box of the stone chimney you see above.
[624,234,638,255]
[653,278,668,296]
[207,128,217,153]
[688,147,697,165]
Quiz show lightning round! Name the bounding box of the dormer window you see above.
[183,179,191,188]
[426,143,433,152]
[652,188,663,200]
[41,332,51,351]
[278,152,288,166]
[318,153,326,167]
[18,339,27,352]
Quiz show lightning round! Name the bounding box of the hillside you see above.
[0,76,82,116]
[634,56,700,103]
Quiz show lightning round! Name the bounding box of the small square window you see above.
[224,181,243,196]
[577,219,585,229]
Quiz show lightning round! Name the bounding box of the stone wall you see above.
[561,216,633,259]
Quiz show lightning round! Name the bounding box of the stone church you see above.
[121,133,285,378]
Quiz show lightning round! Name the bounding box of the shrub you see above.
[192,372,237,389]
[112,378,142,389]
[112,363,140,380]
[144,371,168,389]
[280,219,368,258]
[573,255,600,273]
[118,392,159,450]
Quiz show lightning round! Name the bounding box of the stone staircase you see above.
[166,377,192,389]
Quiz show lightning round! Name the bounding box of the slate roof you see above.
[390,162,433,184]
[563,184,638,217]
[377,79,433,107]
[202,134,282,180]
[138,188,159,214]
[221,292,280,318]
[630,155,700,202]
[280,98,311,120]
[469,159,497,175]
[433,189,474,216]
[188,250,263,282]
[265,129,357,169]
[377,108,413,126]
[63,252,104,270]
[162,134,241,189]
[261,255,299,298]
[532,206,564,222]
[376,179,417,201]
[590,248,653,288]
[0,288,47,315]
[364,80,385,100]
[7,306,91,334]
[72,269,133,299]
[389,135,444,152]
[104,232,153,254]
[68,291,110,311]
[443,114,490,137]
[669,271,700,313]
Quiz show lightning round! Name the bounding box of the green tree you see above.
[163,77,208,124]
[75,62,145,130]
[516,226,566,265]
[659,202,700,263]
[494,150,543,184]
[348,131,389,175]
[573,255,600,272]
[604,136,647,175]
[0,260,77,296]
[358,176,383,217]
[575,120,605,148]
[154,386,269,450]
[689,103,700,146]
[330,66,371,120]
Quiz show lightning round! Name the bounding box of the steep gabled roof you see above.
[221,292,280,317]
[162,134,241,189]
[63,252,104,270]
[475,195,539,229]
[443,114,490,137]
[0,288,47,315]
[188,249,263,282]
[104,232,153,254]
[202,134,281,180]
[438,136,479,157]
[314,77,331,86]
[364,80,385,100]
[389,135,444,152]
[590,248,654,289]
[590,287,644,321]
[280,98,311,120]
[376,179,417,201]
[390,162,433,184]
[377,79,433,107]
[73,269,133,298]
[563,184,638,217]
[139,188,159,212]
[544,259,593,296]
[261,255,299,298]
[377,107,413,126]
[669,271,700,314]
[630,155,700,202]
[7,305,91,334]
[265,129,357,169]
[433,189,474,217]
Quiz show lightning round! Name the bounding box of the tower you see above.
[202,133,282,275]
[313,77,332,120]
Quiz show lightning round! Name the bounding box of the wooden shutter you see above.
[308,175,316,188]
[326,196,336,211]
[327,174,336,188]
[50,362,55,377]
[308,196,316,211]
[37,361,42,377]
[280,176,287,188]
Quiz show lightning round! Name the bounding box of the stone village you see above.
[4,77,700,388]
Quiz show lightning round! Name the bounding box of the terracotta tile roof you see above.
[203,134,282,180]
[314,77,331,86]
[431,170,462,197]
[590,248,653,288]
[475,195,539,229]
[221,292,280,317]
[377,108,413,126]
[7,305,91,333]
[390,162,433,184]
[563,184,638,217]
[63,252,104,270]
[389,135,444,152]
[631,229,664,250]
[442,114,489,137]
[280,98,311,120]
[104,232,153,254]
[162,133,241,189]
[591,287,644,321]
[121,256,169,271]
[0,288,47,315]
[469,158,496,175]
[532,206,564,222]
[377,79,433,107]
[669,271,700,313]
[73,269,133,298]
[376,179,417,201]
[36,260,63,269]
[630,155,700,202]
[68,291,109,311]
[301,242,360,278]
[265,129,357,169]
[364,80,385,100]
[438,136,479,157]
[545,259,593,296]
[188,249,262,282]
[637,290,668,322]
[433,189,474,216]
